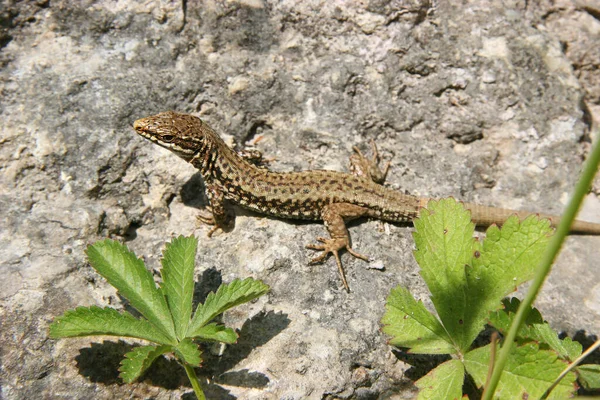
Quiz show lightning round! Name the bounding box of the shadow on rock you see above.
[194,267,224,305]
[202,310,291,380]
[75,340,187,389]
[75,340,132,384]
[181,172,207,209]
[391,349,451,382]
[214,369,271,388]
[183,382,236,400]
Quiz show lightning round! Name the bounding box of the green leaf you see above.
[173,338,202,366]
[464,343,576,399]
[488,298,582,360]
[463,214,552,349]
[381,286,456,354]
[86,240,176,341]
[119,344,172,383]
[160,235,197,340]
[187,278,269,337]
[192,323,238,344]
[410,200,553,355]
[556,336,583,362]
[577,364,600,390]
[413,198,478,352]
[415,359,464,400]
[49,306,174,344]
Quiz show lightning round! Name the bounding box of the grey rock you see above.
[1,0,599,398]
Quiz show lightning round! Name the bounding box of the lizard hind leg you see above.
[350,140,391,184]
[305,203,371,292]
[237,148,272,168]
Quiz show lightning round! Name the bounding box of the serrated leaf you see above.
[192,322,238,344]
[160,235,197,340]
[464,343,576,399]
[413,198,478,352]
[49,306,174,344]
[173,338,202,366]
[577,364,600,390]
[187,278,269,337]
[557,337,583,362]
[415,359,464,400]
[119,344,171,383]
[463,214,552,349]
[86,240,176,341]
[381,286,456,354]
[489,298,582,360]
[412,200,553,354]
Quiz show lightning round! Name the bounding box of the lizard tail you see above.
[462,202,600,235]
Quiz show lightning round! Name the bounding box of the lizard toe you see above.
[206,225,222,238]
[346,246,369,262]
[308,252,329,264]
[196,211,216,226]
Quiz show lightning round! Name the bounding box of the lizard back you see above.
[211,163,421,222]
[133,111,421,223]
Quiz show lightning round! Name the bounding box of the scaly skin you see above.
[134,111,600,291]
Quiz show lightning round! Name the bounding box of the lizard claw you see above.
[306,237,370,292]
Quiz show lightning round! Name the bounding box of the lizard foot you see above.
[306,237,369,292]
[350,140,391,184]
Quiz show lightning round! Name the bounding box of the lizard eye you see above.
[162,135,175,142]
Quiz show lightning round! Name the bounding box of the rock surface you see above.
[1,1,599,398]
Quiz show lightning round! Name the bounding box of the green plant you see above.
[50,236,269,400]
[483,127,600,399]
[381,199,600,399]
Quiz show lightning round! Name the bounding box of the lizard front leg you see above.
[197,183,235,237]
[306,203,371,292]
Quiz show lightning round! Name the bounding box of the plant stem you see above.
[184,363,206,400]
[482,128,600,400]
[481,332,498,399]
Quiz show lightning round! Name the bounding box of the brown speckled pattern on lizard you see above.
[134,111,600,292]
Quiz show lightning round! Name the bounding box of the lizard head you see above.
[133,111,213,162]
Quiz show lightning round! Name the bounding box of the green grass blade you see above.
[49,306,175,344]
[160,235,197,340]
[86,240,176,341]
[119,344,172,383]
[483,128,600,399]
[187,278,269,337]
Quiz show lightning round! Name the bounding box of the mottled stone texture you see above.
[1,1,599,398]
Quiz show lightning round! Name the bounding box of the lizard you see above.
[133,111,600,292]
